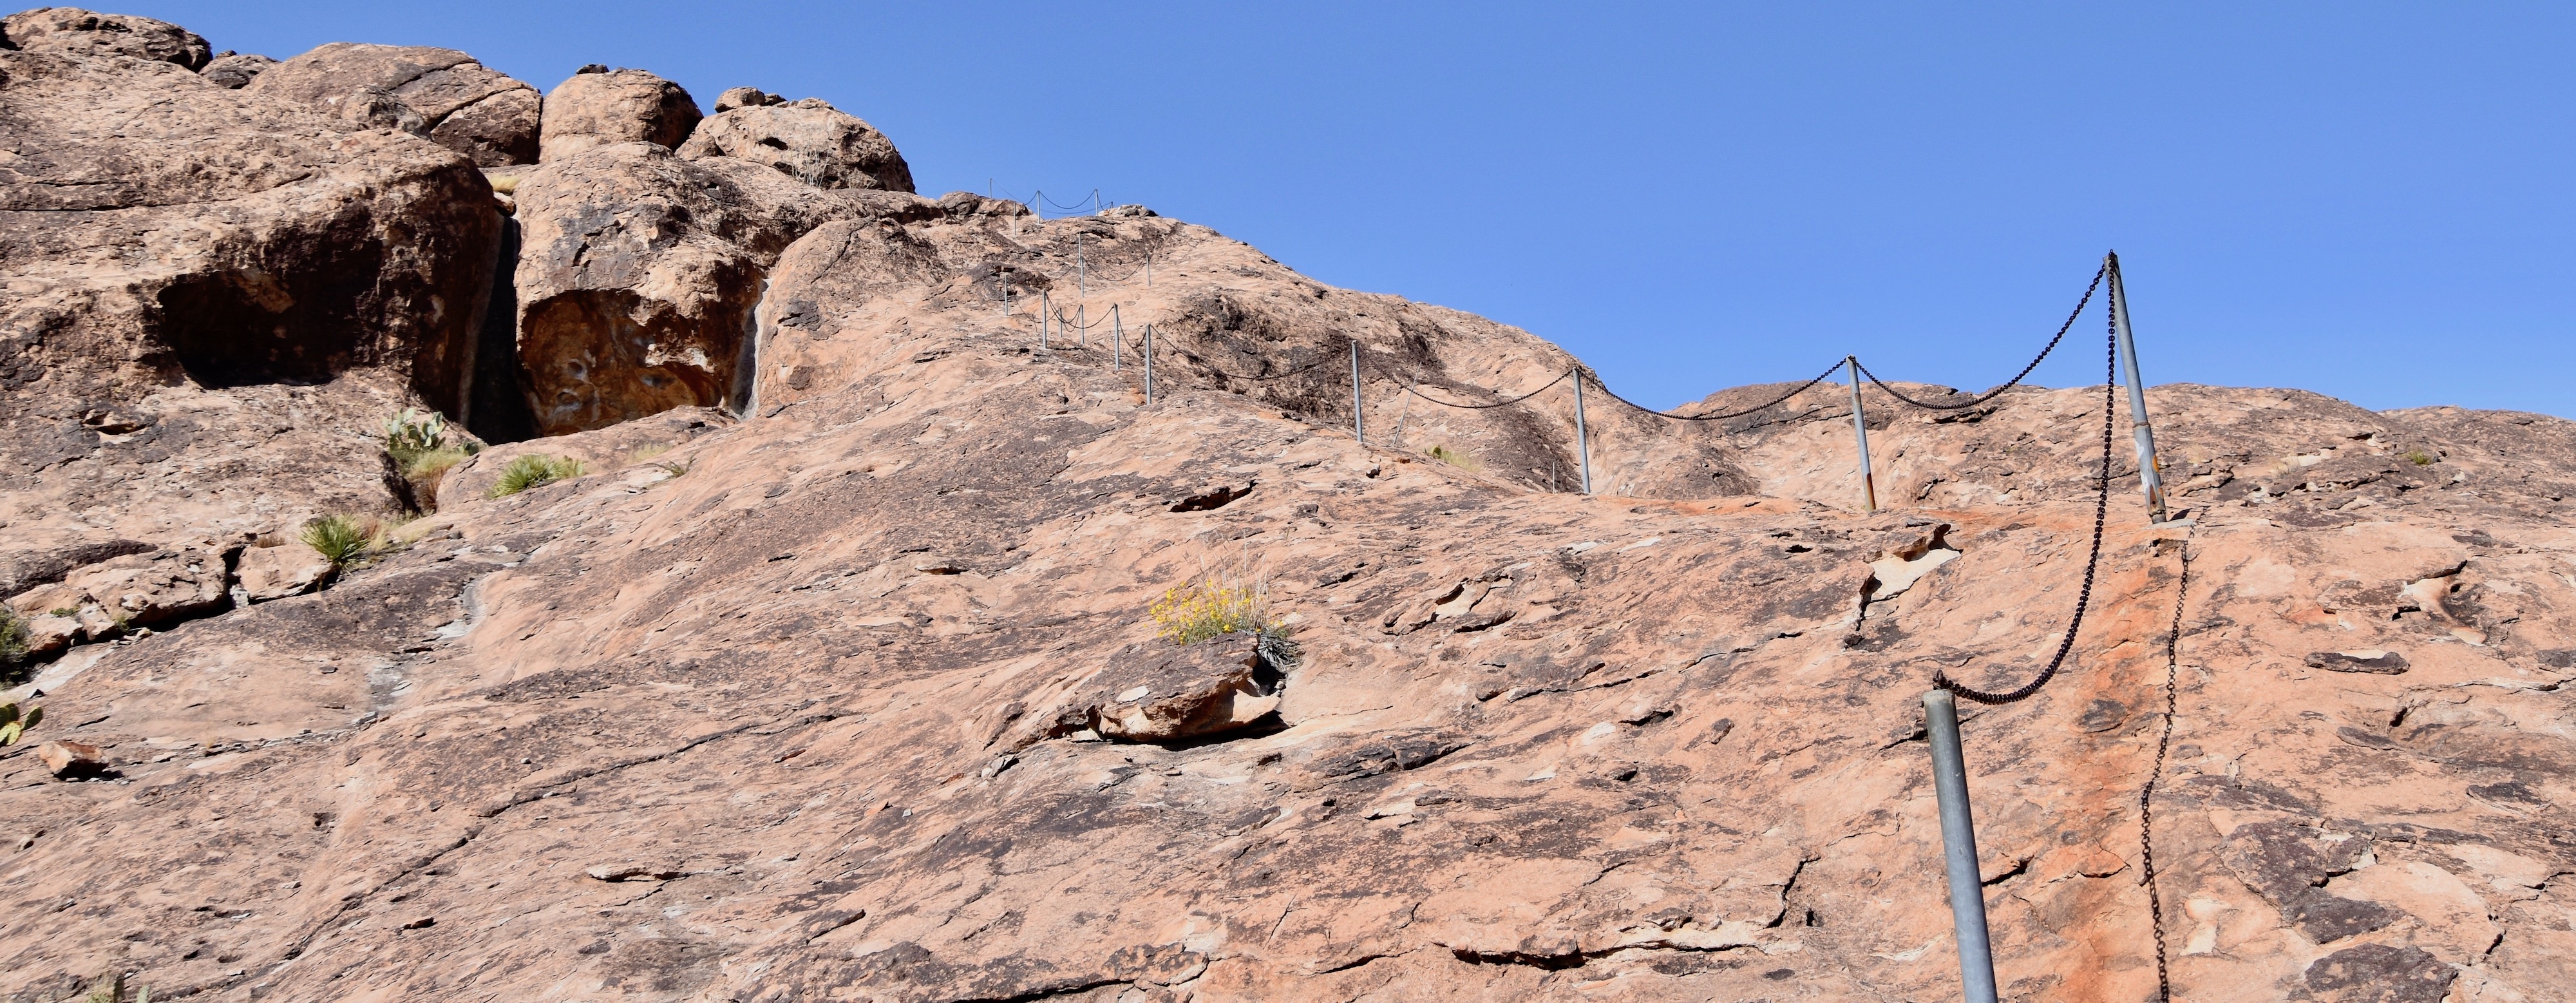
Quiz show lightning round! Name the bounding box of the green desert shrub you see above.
[2403,450,2438,466]
[384,408,482,510]
[487,454,584,498]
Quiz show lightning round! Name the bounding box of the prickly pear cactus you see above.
[0,700,43,746]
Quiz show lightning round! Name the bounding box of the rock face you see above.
[509,144,851,433]
[0,14,504,669]
[0,6,206,68]
[537,66,701,161]
[246,42,542,166]
[679,97,916,192]
[10,12,2576,1003]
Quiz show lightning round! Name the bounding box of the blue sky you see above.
[145,2,2575,415]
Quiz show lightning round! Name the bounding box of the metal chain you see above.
[1931,301,2117,705]
[2140,542,2188,1003]
[1584,358,1850,421]
[1856,265,2104,411]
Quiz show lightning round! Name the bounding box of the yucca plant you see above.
[300,515,376,568]
[487,455,584,498]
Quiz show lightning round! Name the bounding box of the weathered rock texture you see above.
[680,97,916,192]
[6,12,2576,1003]
[538,66,701,161]
[247,42,542,166]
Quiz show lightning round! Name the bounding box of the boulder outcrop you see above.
[0,6,205,68]
[0,19,504,657]
[245,42,542,166]
[679,97,916,192]
[536,66,700,160]
[509,143,846,434]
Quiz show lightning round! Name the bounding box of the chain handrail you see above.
[1855,265,2103,411]
[1584,358,1850,422]
[1931,301,2119,705]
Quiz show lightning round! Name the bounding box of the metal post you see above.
[1571,370,1593,495]
[1923,689,2001,1003]
[1142,324,1155,403]
[1112,305,1123,370]
[2105,251,2170,524]
[1350,339,1364,444]
[1847,356,1877,513]
[1078,305,1088,350]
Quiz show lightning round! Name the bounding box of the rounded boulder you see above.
[538,67,701,161]
[678,97,914,193]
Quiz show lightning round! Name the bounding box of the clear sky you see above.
[139,2,2575,416]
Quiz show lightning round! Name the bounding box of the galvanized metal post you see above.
[1039,292,1050,350]
[1112,305,1123,370]
[1350,339,1364,444]
[1572,370,1593,495]
[1143,323,1155,403]
[1078,304,1088,350]
[2105,251,2170,524]
[1923,689,2001,1003]
[1847,356,1877,512]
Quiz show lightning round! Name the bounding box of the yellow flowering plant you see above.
[1148,559,1300,667]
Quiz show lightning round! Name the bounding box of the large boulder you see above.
[537,66,699,161]
[0,41,504,578]
[678,97,914,193]
[196,50,272,89]
[510,144,843,434]
[1,7,208,69]
[246,42,541,166]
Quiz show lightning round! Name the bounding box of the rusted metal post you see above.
[2105,251,2170,524]
[1848,356,1877,512]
